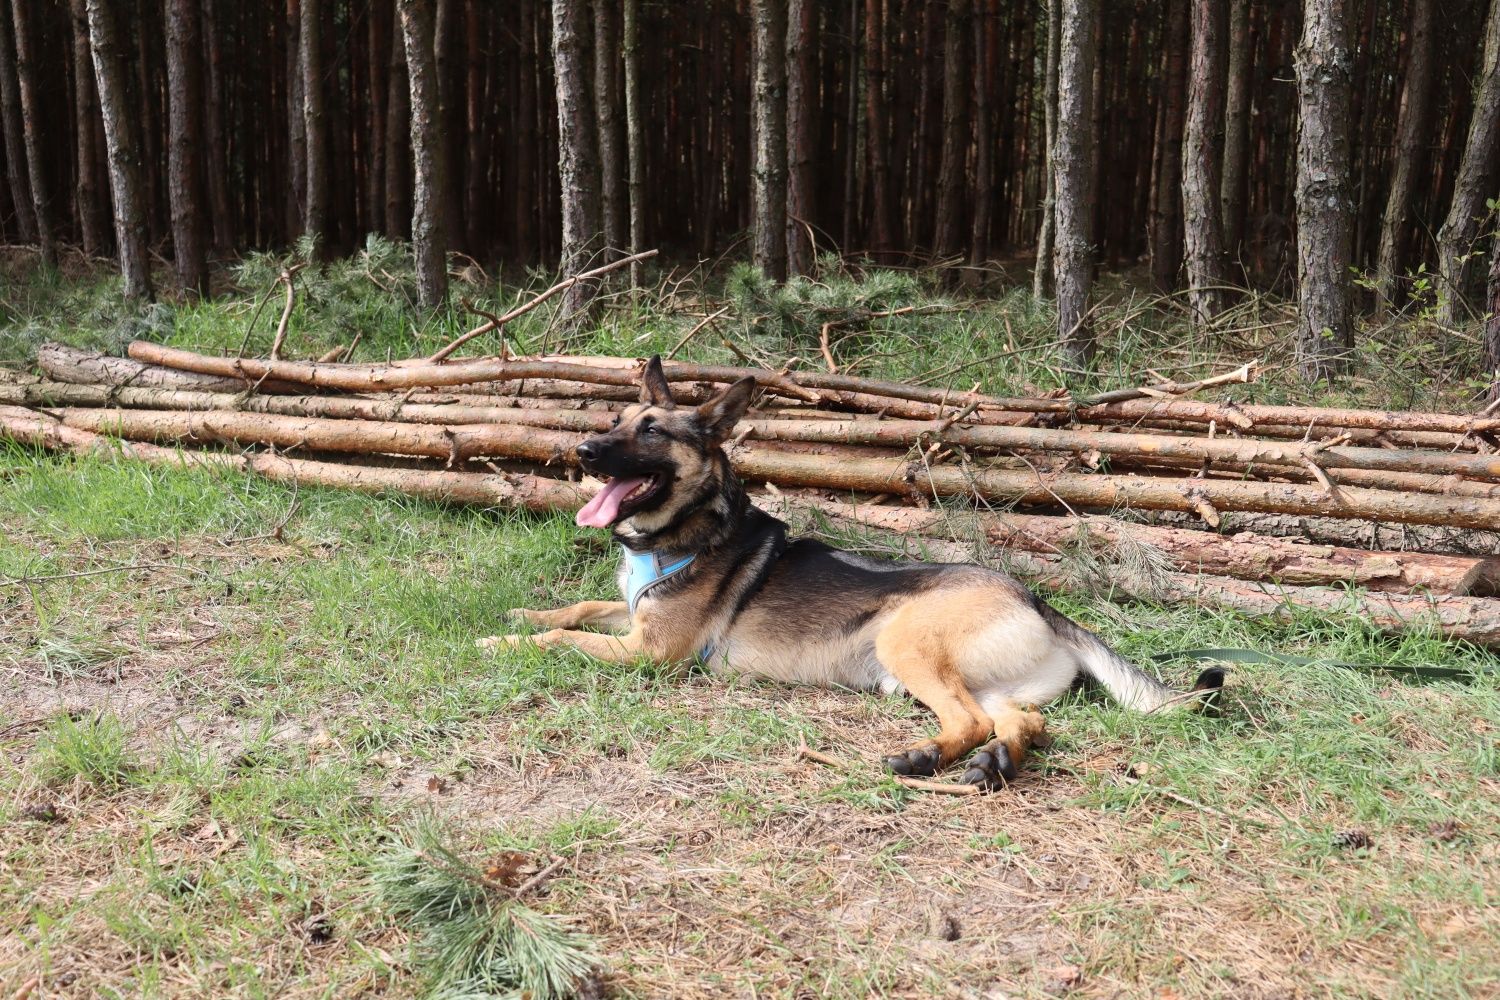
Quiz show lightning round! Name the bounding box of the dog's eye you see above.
[642,424,662,437]
[610,416,620,428]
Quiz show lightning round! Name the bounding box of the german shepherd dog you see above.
[481,357,1225,788]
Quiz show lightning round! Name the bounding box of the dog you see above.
[480,356,1225,788]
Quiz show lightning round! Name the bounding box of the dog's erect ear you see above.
[639,355,675,408]
[695,376,758,442]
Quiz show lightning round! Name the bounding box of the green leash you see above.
[1151,647,1478,682]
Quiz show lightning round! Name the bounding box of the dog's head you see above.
[573,355,756,531]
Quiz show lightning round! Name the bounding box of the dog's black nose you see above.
[575,440,599,464]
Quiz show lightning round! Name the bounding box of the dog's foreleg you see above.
[875,643,995,779]
[508,601,631,631]
[477,626,648,663]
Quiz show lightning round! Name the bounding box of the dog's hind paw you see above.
[884,743,942,778]
[476,634,525,651]
[959,740,1019,791]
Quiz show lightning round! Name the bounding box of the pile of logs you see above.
[3,337,1499,649]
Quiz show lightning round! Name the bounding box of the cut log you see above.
[40,406,1500,530]
[36,343,305,394]
[793,497,1500,595]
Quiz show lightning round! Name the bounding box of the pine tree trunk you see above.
[622,0,644,282]
[514,0,538,261]
[8,0,55,266]
[933,0,971,260]
[285,0,306,238]
[593,0,625,259]
[1033,0,1059,298]
[1149,0,1188,293]
[201,0,235,252]
[968,0,993,282]
[1053,0,1097,364]
[1435,0,1500,327]
[864,0,895,256]
[751,0,788,281]
[366,0,390,238]
[166,0,207,295]
[434,0,464,252]
[400,0,449,309]
[1294,0,1355,381]
[551,0,602,317]
[1183,0,1228,325]
[1374,0,1435,309]
[785,0,815,276]
[384,8,410,239]
[1485,232,1500,401]
[463,0,486,256]
[0,1,34,244]
[85,0,153,299]
[1220,0,1251,268]
[69,0,107,256]
[301,0,329,247]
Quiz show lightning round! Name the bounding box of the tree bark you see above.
[1052,0,1097,364]
[1149,0,1189,293]
[1033,0,1060,298]
[968,0,993,282]
[400,0,449,309]
[864,0,895,257]
[200,0,235,252]
[165,0,208,295]
[623,0,645,285]
[1374,0,1436,309]
[785,0,815,276]
[1486,233,1500,402]
[69,0,108,256]
[1294,0,1355,381]
[85,0,153,300]
[933,0,971,260]
[0,0,33,243]
[751,0,788,281]
[1435,0,1500,326]
[8,0,54,266]
[285,0,306,238]
[1220,0,1251,270]
[592,0,625,259]
[1183,0,1229,326]
[301,0,329,248]
[384,7,411,239]
[551,0,602,318]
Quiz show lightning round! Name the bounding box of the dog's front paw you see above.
[477,629,564,652]
[884,742,942,778]
[959,739,1020,790]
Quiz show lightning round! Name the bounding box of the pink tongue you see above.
[575,477,649,528]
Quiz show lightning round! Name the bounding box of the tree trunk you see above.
[514,0,538,260]
[785,0,815,276]
[1149,0,1189,293]
[933,0,971,259]
[1294,0,1355,381]
[1053,0,1097,364]
[1220,0,1251,272]
[552,0,602,318]
[85,0,153,300]
[301,0,329,248]
[623,0,644,284]
[434,0,464,252]
[165,0,208,295]
[1435,0,1500,326]
[1486,232,1500,402]
[1374,0,1436,309]
[752,0,788,281]
[0,0,33,243]
[592,0,625,259]
[8,0,55,266]
[200,0,235,252]
[384,7,410,239]
[1183,0,1228,326]
[864,0,895,257]
[1033,0,1060,298]
[69,0,107,256]
[286,0,306,238]
[462,0,485,255]
[400,0,449,309]
[366,0,390,239]
[968,0,993,281]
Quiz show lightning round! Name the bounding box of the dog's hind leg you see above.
[960,695,1048,790]
[875,612,994,778]
[508,601,631,631]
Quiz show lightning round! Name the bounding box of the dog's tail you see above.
[1052,613,1225,714]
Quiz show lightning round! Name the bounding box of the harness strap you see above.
[622,547,696,615]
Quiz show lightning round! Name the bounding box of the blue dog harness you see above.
[619,547,722,664]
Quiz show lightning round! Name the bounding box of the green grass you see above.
[2,247,1498,997]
